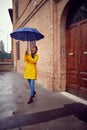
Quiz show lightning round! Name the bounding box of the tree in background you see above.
[0,40,5,53]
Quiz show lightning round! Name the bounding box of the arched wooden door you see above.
[66,0,87,99]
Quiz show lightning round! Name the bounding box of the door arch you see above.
[66,0,87,100]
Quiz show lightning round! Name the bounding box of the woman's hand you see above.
[25,49,29,55]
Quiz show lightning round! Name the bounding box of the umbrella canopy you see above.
[10,27,44,42]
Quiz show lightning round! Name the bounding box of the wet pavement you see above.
[0,71,87,130]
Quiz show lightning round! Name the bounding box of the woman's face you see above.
[31,46,37,54]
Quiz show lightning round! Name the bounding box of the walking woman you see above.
[24,46,39,104]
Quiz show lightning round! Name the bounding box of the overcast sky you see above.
[0,0,12,52]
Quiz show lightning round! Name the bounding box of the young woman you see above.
[24,46,39,104]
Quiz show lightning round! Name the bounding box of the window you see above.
[28,0,32,4]
[67,0,87,26]
[15,0,18,20]
[16,41,20,60]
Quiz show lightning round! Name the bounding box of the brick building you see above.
[11,0,87,99]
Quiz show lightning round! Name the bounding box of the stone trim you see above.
[13,0,48,28]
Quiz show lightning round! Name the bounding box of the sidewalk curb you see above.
[60,92,87,105]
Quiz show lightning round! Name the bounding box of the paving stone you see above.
[21,115,87,130]
[0,71,87,130]
[9,128,19,130]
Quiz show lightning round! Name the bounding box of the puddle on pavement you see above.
[13,110,26,116]
[0,72,5,75]
[0,110,13,119]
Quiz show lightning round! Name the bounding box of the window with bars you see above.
[66,0,87,26]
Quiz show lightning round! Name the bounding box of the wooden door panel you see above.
[66,25,78,89]
[79,21,87,91]
[66,19,87,99]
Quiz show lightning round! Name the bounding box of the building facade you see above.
[12,0,87,99]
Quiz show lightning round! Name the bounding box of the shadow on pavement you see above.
[0,102,87,130]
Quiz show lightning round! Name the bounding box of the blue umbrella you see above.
[10,27,44,42]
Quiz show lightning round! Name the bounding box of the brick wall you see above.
[12,0,70,92]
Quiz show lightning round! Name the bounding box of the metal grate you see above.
[67,0,87,26]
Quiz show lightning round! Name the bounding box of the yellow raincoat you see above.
[24,53,39,79]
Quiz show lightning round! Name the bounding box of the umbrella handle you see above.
[27,41,30,53]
